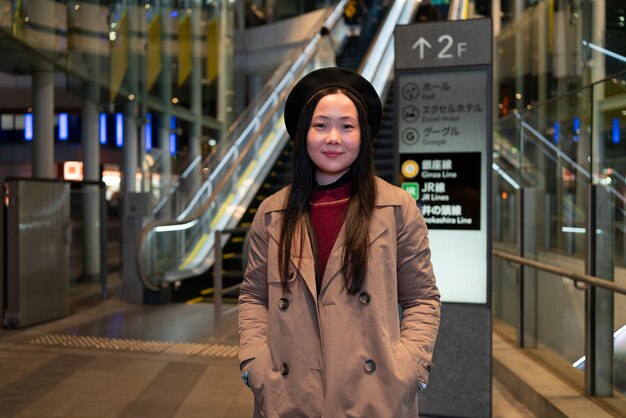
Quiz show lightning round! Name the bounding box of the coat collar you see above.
[260,177,405,214]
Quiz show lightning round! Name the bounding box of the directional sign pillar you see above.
[395,19,493,417]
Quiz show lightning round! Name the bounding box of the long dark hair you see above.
[278,87,377,295]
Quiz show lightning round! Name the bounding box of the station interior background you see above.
[0,0,625,416]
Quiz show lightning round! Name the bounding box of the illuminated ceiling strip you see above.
[58,113,69,140]
[115,113,123,147]
[25,114,33,141]
[145,113,152,151]
[99,113,107,144]
[561,226,586,234]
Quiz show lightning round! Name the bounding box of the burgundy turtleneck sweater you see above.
[309,176,351,290]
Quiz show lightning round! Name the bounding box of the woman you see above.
[238,67,440,418]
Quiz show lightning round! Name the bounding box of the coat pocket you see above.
[247,344,306,417]
[391,340,420,396]
[247,344,271,400]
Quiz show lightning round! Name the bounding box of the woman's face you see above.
[306,93,361,185]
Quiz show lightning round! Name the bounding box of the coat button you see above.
[358,291,371,305]
[280,363,289,376]
[363,359,376,373]
[278,298,289,311]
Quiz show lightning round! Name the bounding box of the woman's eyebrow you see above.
[312,114,357,120]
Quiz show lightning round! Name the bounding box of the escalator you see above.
[137,0,423,299]
[172,141,294,302]
[375,82,396,184]
[173,2,393,303]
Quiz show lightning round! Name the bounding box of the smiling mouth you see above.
[323,152,343,157]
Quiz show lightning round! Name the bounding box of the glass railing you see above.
[137,0,421,290]
[493,70,626,405]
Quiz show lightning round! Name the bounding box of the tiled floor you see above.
[0,277,534,418]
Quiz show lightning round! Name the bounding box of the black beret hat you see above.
[284,67,383,139]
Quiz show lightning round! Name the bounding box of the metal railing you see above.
[212,227,250,338]
[493,247,626,401]
[494,251,626,296]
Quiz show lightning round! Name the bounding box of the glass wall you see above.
[493,73,626,407]
[495,0,626,118]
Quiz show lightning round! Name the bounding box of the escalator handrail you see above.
[137,85,289,290]
[360,0,421,98]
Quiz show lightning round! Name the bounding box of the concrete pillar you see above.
[121,3,143,304]
[236,0,246,30]
[492,0,501,36]
[187,0,203,193]
[32,69,55,179]
[492,0,501,124]
[158,3,173,215]
[81,66,101,281]
[217,0,235,130]
[123,106,138,193]
[138,77,147,192]
[513,0,524,112]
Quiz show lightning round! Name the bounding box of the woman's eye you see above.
[313,123,326,129]
[342,124,354,130]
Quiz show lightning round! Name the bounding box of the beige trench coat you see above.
[238,177,441,418]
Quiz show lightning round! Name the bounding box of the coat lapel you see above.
[267,217,318,300]
[320,213,388,295]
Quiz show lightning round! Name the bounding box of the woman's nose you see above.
[326,128,341,144]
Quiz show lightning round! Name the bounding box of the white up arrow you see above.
[412,37,432,59]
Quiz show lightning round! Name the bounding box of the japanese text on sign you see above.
[400,152,481,230]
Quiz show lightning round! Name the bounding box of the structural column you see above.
[158,3,172,214]
[138,53,148,192]
[81,63,101,282]
[513,0,524,112]
[586,1,612,396]
[217,0,235,129]
[32,69,55,178]
[188,0,203,192]
[121,3,143,304]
